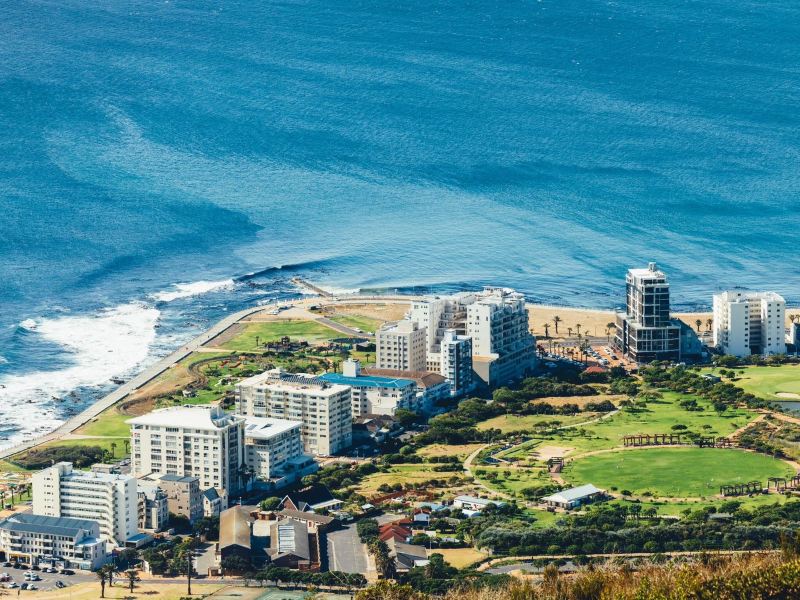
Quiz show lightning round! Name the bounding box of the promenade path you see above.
[0,303,267,460]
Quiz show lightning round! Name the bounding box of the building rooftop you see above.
[0,513,97,538]
[158,473,199,484]
[360,368,447,388]
[243,416,302,439]
[127,404,241,430]
[454,495,504,507]
[542,484,604,504]
[318,372,415,390]
[238,369,350,395]
[219,506,252,551]
[269,519,310,560]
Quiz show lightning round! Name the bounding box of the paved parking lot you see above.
[0,566,93,592]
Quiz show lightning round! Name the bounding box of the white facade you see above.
[243,416,317,486]
[318,359,418,417]
[127,405,244,499]
[440,329,474,396]
[410,287,536,386]
[376,320,427,372]
[235,370,352,456]
[0,514,108,571]
[713,291,786,357]
[32,462,138,547]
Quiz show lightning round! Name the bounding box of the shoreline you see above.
[0,287,717,461]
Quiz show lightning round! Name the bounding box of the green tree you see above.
[125,569,140,592]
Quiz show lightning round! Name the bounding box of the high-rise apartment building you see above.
[409,287,536,387]
[243,416,319,487]
[235,370,352,456]
[614,263,681,363]
[375,320,427,372]
[32,462,139,546]
[713,291,786,357]
[440,329,474,396]
[127,405,244,498]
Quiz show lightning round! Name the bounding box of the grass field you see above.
[357,464,467,496]
[474,465,552,495]
[34,582,228,600]
[418,443,486,460]
[329,314,383,332]
[219,320,339,351]
[477,412,601,434]
[545,391,754,454]
[75,410,132,437]
[428,547,488,568]
[563,447,795,498]
[705,365,800,401]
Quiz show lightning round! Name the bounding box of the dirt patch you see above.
[535,445,574,461]
[532,394,623,408]
[322,302,408,322]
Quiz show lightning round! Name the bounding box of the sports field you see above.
[709,365,800,401]
[563,447,795,498]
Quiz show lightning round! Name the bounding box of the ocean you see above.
[1,0,800,447]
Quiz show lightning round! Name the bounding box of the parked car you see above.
[55,581,66,589]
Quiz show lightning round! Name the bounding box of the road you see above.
[327,523,369,574]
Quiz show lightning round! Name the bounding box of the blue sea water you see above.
[1,0,800,445]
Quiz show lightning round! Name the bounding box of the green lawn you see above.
[704,365,800,401]
[75,409,132,437]
[478,413,601,434]
[328,315,383,333]
[474,464,552,495]
[563,447,795,498]
[220,320,339,351]
[545,391,754,454]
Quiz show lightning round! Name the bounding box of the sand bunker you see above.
[535,445,573,461]
[776,392,800,399]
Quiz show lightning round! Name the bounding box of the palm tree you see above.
[606,321,615,343]
[124,439,130,455]
[567,327,573,338]
[542,323,550,338]
[97,568,108,598]
[125,569,140,592]
[695,319,702,333]
[110,442,117,458]
[9,484,16,505]
[104,564,116,587]
[575,323,582,336]
[553,315,562,334]
[0,491,5,509]
[705,318,713,332]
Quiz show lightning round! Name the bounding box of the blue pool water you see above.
[1,0,799,444]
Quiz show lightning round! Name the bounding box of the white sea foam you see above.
[0,302,160,449]
[19,319,37,330]
[150,279,235,302]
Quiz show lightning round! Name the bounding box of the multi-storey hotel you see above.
[319,359,418,417]
[410,287,536,387]
[127,405,244,498]
[713,290,786,357]
[32,462,138,546]
[375,320,428,372]
[615,263,682,363]
[235,369,352,456]
[0,513,108,570]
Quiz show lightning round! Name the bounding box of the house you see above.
[452,495,505,513]
[203,488,224,518]
[353,414,404,445]
[541,484,605,510]
[279,485,342,513]
[277,509,335,532]
[218,506,252,566]
[267,519,319,571]
[378,523,412,543]
[386,538,429,573]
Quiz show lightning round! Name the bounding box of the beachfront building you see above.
[713,290,786,357]
[32,462,138,547]
[375,320,427,372]
[319,359,418,417]
[127,405,244,501]
[409,287,536,387]
[136,481,169,533]
[243,416,319,488]
[440,329,474,396]
[235,369,352,456]
[614,263,682,363]
[0,514,108,571]
[360,367,450,414]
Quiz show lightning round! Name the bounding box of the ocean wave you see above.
[19,318,37,330]
[150,279,235,303]
[0,302,160,449]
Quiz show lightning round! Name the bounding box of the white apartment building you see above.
[319,359,418,417]
[375,320,427,372]
[127,405,244,499]
[410,287,536,387]
[243,416,318,487]
[440,329,474,396]
[235,370,352,456]
[32,462,138,547]
[0,513,108,571]
[713,290,786,357]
